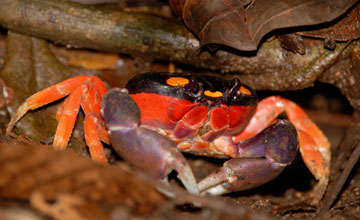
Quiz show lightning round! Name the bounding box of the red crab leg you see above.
[54,76,109,144]
[6,76,92,135]
[55,78,109,162]
[53,84,86,150]
[81,82,109,145]
[6,75,111,164]
[282,99,330,203]
[81,81,109,164]
[84,113,107,164]
[55,76,107,120]
[55,96,70,121]
[234,96,330,202]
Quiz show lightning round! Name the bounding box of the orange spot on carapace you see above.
[239,86,251,95]
[204,90,223,97]
[166,77,189,87]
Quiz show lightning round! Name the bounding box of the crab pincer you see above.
[198,119,298,195]
[101,88,199,195]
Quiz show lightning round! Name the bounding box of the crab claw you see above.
[101,88,199,195]
[198,120,298,195]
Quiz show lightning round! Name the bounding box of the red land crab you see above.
[6,72,330,201]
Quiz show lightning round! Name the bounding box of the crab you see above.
[7,72,330,201]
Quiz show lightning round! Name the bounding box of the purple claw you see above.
[101,88,199,195]
[199,120,298,195]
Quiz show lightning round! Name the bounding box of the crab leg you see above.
[53,84,85,150]
[101,88,199,195]
[6,75,111,163]
[55,76,107,120]
[6,76,93,135]
[233,96,330,202]
[53,77,109,162]
[84,113,107,164]
[82,82,109,164]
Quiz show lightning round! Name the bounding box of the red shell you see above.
[130,93,199,129]
[130,93,256,140]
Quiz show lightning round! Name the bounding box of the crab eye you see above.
[238,86,251,95]
[227,78,241,98]
[187,78,200,94]
[166,77,189,87]
[204,90,223,97]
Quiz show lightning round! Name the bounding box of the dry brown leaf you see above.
[170,0,358,50]
[0,140,168,219]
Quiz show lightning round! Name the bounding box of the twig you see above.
[0,0,357,91]
[320,140,360,213]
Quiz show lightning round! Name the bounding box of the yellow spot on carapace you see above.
[204,90,223,97]
[166,77,189,87]
[239,86,251,95]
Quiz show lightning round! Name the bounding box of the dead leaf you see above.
[169,0,358,50]
[0,140,168,219]
[297,2,360,41]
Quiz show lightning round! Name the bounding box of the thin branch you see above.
[0,0,357,92]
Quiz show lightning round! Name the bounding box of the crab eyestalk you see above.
[101,88,199,195]
[224,78,241,103]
